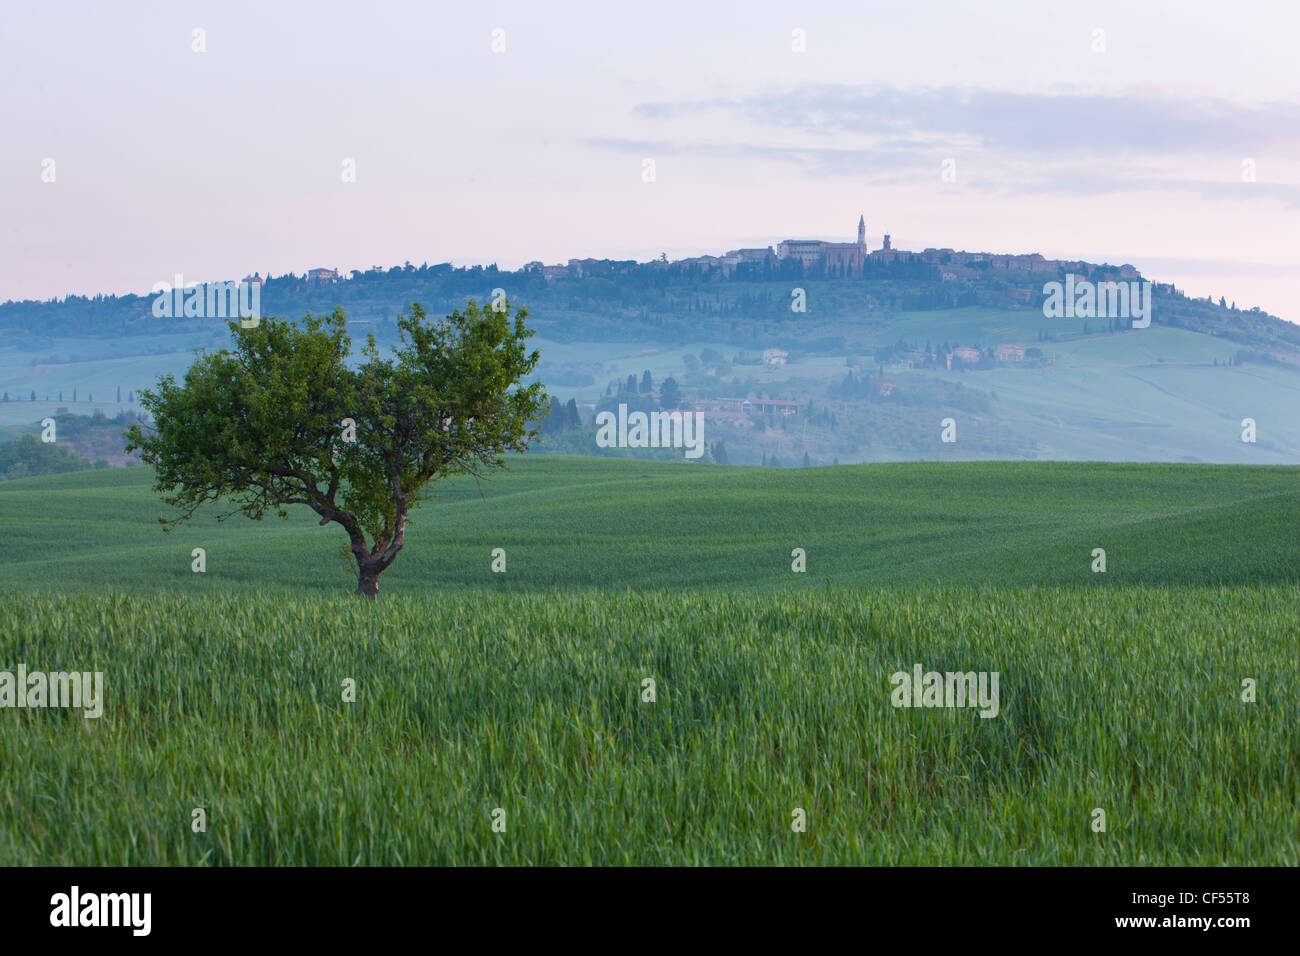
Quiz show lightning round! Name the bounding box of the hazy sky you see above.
[3,0,1298,320]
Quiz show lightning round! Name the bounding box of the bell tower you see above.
[857,213,866,247]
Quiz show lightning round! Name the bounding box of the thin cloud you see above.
[632,85,1300,157]
[594,85,1300,202]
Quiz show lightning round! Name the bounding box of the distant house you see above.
[678,255,721,274]
[701,397,800,416]
[899,348,930,369]
[749,398,798,415]
[995,344,1025,362]
[948,346,981,369]
[762,348,789,366]
[566,257,639,278]
[728,247,775,263]
[307,267,339,284]
[694,410,755,427]
[940,264,979,281]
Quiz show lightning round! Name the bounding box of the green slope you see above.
[5,292,1300,463]
[3,456,1298,594]
[897,323,1300,462]
[3,457,1296,866]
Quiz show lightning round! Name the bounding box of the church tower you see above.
[857,214,866,247]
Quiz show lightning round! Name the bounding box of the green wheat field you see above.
[1,458,1297,864]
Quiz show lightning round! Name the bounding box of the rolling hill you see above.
[3,268,1299,464]
[2,457,1297,865]
[3,456,1299,594]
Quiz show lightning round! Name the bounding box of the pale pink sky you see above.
[2,1,1297,320]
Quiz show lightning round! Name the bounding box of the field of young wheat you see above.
[4,459,1300,595]
[2,587,1294,865]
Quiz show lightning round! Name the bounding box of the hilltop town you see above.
[517,213,1148,294]
[264,213,1154,307]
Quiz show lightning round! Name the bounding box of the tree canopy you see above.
[126,300,546,596]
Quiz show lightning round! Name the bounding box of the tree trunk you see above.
[356,566,380,598]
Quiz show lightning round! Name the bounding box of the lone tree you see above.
[126,301,546,596]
